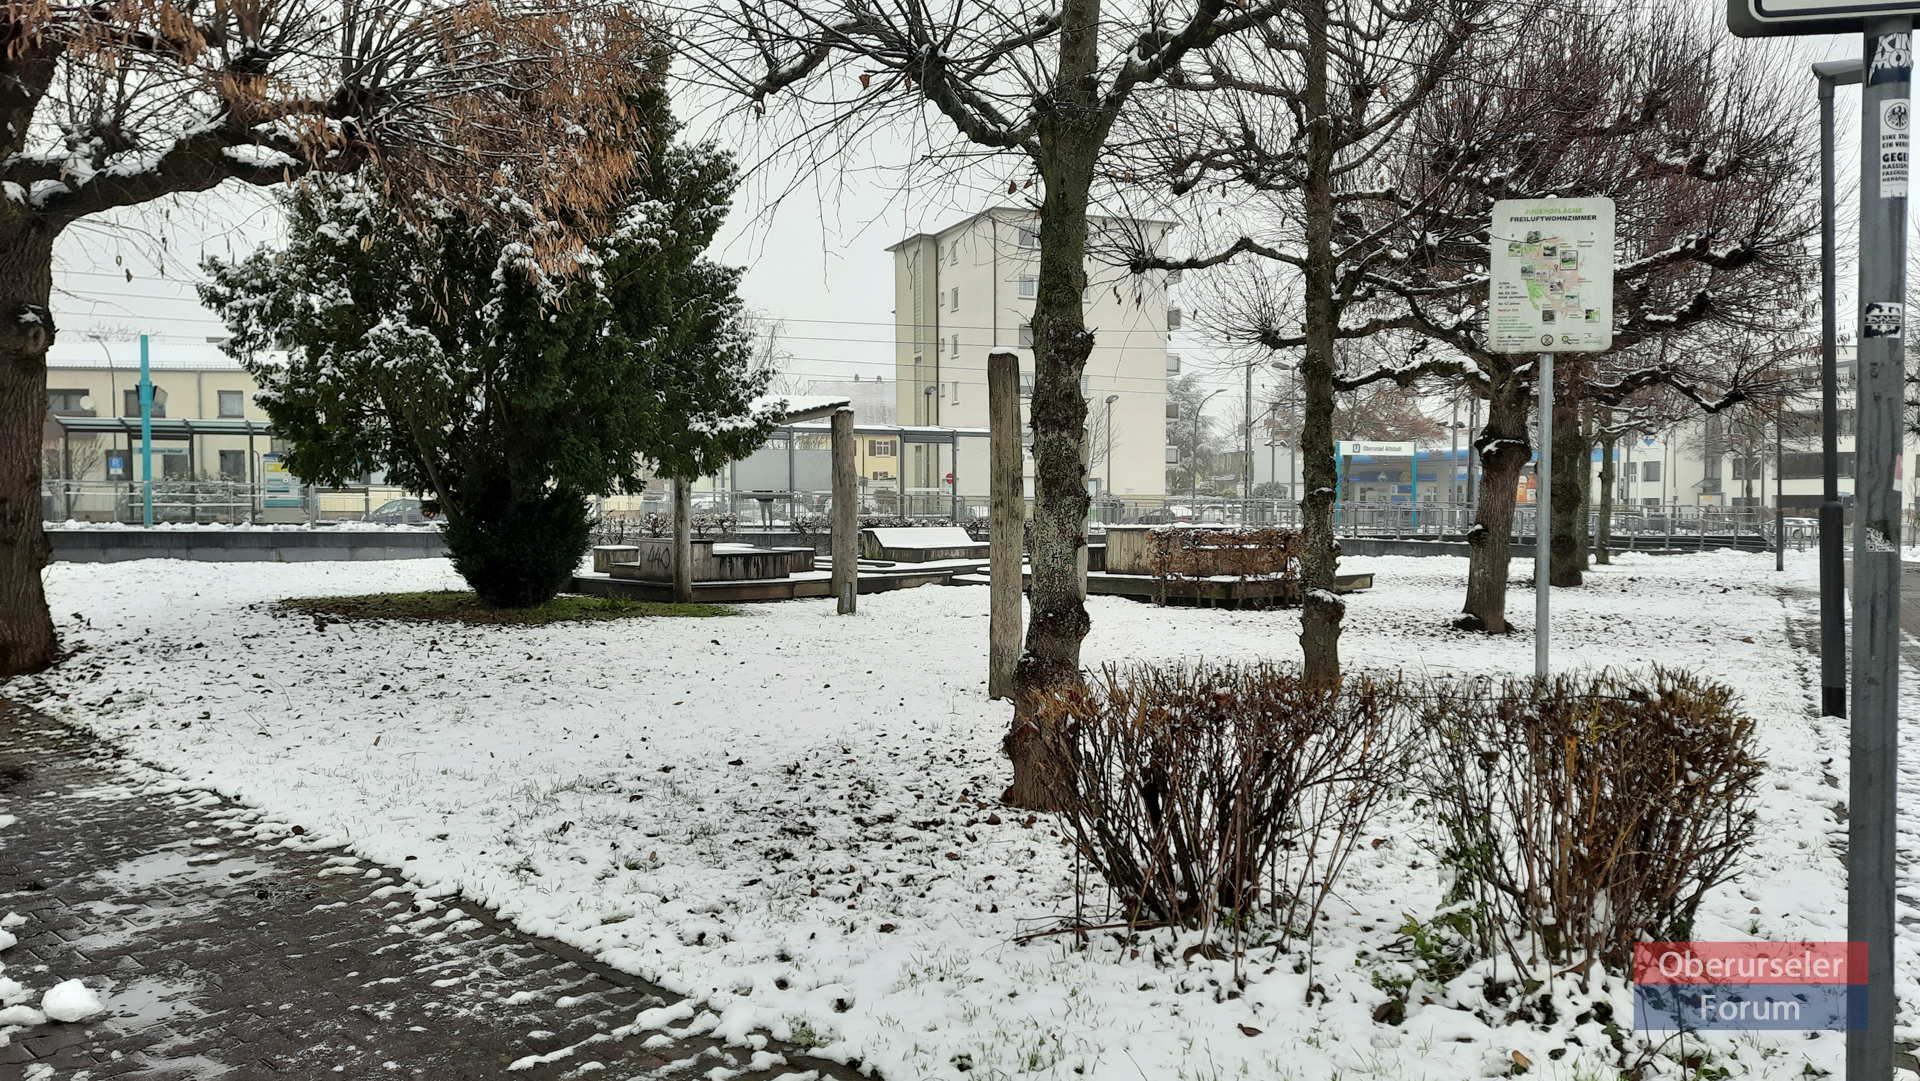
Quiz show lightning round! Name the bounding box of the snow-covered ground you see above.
[4,549,1908,1080]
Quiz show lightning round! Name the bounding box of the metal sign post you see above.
[1536,352,1552,677]
[1851,21,1910,1081]
[1487,197,1616,677]
[1733,11,1911,1079]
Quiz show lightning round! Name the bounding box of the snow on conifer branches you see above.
[0,0,659,265]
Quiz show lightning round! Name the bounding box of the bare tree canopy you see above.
[686,0,1302,805]
[1118,0,1815,631]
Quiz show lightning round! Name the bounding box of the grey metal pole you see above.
[1536,352,1552,678]
[1849,22,1908,1081]
[1817,58,1862,719]
[1776,400,1784,572]
[1468,396,1480,511]
[1451,400,1461,530]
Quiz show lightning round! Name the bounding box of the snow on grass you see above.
[4,549,1902,1079]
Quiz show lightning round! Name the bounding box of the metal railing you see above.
[39,478,1834,557]
[41,479,422,526]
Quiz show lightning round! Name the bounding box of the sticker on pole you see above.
[1864,300,1905,338]
[1871,30,1913,86]
[1882,98,1910,198]
[1488,198,1615,354]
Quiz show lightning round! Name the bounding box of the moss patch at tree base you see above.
[280,591,732,625]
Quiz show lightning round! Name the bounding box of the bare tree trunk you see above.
[1459,375,1528,633]
[1296,0,1343,683]
[1003,0,1102,808]
[672,477,693,604]
[1549,356,1585,587]
[0,221,59,677]
[1596,406,1614,565]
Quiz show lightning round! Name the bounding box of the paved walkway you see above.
[0,699,866,1080]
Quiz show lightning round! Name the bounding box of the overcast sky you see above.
[43,25,1874,416]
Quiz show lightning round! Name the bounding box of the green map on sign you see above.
[1505,231,1598,326]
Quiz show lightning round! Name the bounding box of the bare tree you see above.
[742,309,806,395]
[1112,0,1503,679]
[0,0,659,676]
[1319,1,1811,627]
[687,0,1291,806]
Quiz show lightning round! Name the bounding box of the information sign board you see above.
[1488,198,1616,354]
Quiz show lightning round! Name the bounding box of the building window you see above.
[951,334,959,356]
[218,390,245,418]
[1017,227,1038,249]
[1079,375,1090,399]
[1166,352,1181,375]
[948,240,959,265]
[1019,372,1035,397]
[1018,323,1033,348]
[1167,307,1183,330]
[1018,275,1037,299]
[161,451,190,479]
[950,380,961,405]
[1780,451,1852,480]
[950,287,959,311]
[219,449,246,478]
[1621,461,1638,481]
[1166,400,1181,419]
[1641,460,1662,483]
[1731,458,1763,481]
[1165,445,1180,464]
[123,388,165,417]
[1166,269,1183,285]
[47,389,90,414]
[869,439,897,457]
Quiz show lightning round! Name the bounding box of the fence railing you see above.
[41,480,422,526]
[38,479,1834,555]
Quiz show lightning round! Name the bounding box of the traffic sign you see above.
[1729,0,1920,37]
[1487,198,1616,354]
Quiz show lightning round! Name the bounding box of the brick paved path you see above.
[0,699,868,1080]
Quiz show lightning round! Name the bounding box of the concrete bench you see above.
[859,526,991,563]
[610,538,796,583]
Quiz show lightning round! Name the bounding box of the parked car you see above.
[366,498,433,525]
[1136,504,1195,524]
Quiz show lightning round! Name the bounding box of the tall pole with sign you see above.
[1536,353,1552,676]
[1486,197,1616,678]
[1732,7,1913,1078]
[1853,20,1909,1081]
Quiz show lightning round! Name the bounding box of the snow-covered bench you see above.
[859,526,990,563]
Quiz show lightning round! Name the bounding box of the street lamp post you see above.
[1193,388,1226,503]
[1814,56,1861,719]
[1104,393,1119,499]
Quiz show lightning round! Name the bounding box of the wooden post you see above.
[831,407,856,614]
[988,351,1023,700]
[672,476,693,603]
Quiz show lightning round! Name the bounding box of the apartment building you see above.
[42,339,270,486]
[889,207,1174,499]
